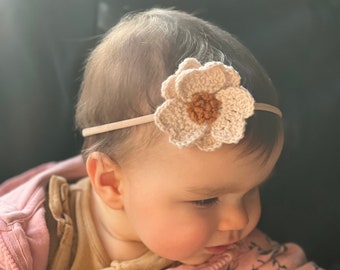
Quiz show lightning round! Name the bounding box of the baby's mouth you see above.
[205,244,234,255]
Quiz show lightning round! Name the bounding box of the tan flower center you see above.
[186,92,222,125]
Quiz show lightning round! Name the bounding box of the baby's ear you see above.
[86,152,124,209]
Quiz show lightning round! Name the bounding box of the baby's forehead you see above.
[118,120,282,179]
[131,133,278,170]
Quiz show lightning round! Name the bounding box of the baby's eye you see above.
[192,197,219,208]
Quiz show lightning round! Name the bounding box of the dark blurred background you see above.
[0,0,339,268]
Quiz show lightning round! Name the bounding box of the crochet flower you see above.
[154,58,255,151]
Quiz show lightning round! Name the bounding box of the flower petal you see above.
[155,99,207,147]
[210,113,246,144]
[222,66,241,88]
[161,58,202,100]
[216,87,255,118]
[161,74,177,99]
[195,131,223,151]
[176,62,227,100]
[176,58,202,73]
[211,87,255,144]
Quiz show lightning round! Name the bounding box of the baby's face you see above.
[119,135,283,265]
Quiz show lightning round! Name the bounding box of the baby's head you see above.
[75,8,283,266]
[76,8,282,164]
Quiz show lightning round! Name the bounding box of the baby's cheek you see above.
[143,220,212,261]
[241,192,262,238]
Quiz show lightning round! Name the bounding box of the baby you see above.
[0,8,323,270]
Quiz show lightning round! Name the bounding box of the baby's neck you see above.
[90,189,148,261]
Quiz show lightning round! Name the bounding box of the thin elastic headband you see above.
[82,58,282,151]
[82,103,281,137]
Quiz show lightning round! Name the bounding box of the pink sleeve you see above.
[0,155,87,270]
[0,162,56,195]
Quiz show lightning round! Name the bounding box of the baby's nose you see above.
[217,200,249,232]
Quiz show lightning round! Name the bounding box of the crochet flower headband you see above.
[82,58,282,151]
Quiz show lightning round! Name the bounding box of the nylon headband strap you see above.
[82,103,282,137]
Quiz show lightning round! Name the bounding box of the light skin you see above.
[87,133,283,265]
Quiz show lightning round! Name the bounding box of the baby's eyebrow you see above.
[185,169,275,197]
[185,186,230,197]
